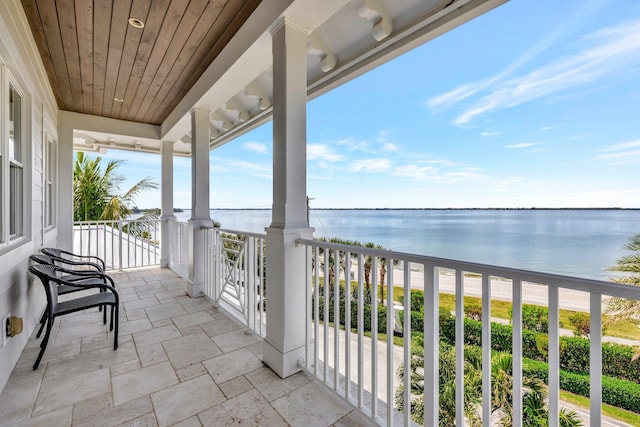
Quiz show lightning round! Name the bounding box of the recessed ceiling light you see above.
[114,97,124,103]
[128,18,144,29]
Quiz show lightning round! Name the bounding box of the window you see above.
[45,134,55,228]
[1,66,26,245]
[9,84,23,238]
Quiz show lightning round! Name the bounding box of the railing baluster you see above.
[118,221,123,271]
[512,279,523,427]
[455,269,464,427]
[371,256,378,420]
[548,285,560,427]
[386,260,394,427]
[482,274,491,427]
[345,250,352,401]
[314,246,320,378]
[334,249,340,391]
[357,253,364,410]
[591,293,602,427]
[403,262,411,427]
[306,244,313,371]
[323,248,329,384]
[423,263,438,427]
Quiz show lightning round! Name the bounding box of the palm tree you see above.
[73,152,158,221]
[396,337,582,426]
[605,234,640,319]
[604,234,640,358]
[395,337,482,426]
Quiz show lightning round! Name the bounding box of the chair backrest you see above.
[30,254,55,266]
[28,264,60,313]
[41,248,64,260]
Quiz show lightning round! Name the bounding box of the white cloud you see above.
[376,131,399,151]
[428,20,640,126]
[603,140,640,151]
[350,158,391,173]
[598,139,640,164]
[307,144,344,162]
[426,20,569,112]
[392,162,484,183]
[481,131,504,137]
[505,142,539,149]
[382,142,398,151]
[336,138,371,153]
[243,141,267,154]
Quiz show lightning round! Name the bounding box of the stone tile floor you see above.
[0,268,374,426]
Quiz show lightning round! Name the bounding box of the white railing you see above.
[203,228,267,337]
[296,237,640,427]
[73,219,160,271]
[168,220,190,279]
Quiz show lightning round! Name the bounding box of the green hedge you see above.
[315,295,387,334]
[317,294,640,384]
[439,315,640,383]
[524,359,640,413]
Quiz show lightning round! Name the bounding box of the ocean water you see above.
[173,209,640,281]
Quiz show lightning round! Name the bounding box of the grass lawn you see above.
[560,390,640,426]
[390,284,640,341]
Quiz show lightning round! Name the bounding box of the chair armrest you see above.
[53,267,117,293]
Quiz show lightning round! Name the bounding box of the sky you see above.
[95,0,640,209]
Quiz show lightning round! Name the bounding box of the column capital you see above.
[190,107,211,118]
[269,16,309,36]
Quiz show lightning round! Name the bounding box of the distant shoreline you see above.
[167,207,640,211]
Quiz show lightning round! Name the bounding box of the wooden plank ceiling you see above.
[21,0,262,125]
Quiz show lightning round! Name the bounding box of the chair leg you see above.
[36,309,48,338]
[113,304,119,350]
[34,315,54,370]
[109,305,114,331]
[103,303,107,325]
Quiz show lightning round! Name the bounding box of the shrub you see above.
[568,312,590,337]
[464,302,482,321]
[399,290,424,312]
[511,304,549,333]
[524,358,640,413]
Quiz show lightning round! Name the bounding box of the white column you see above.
[263,17,314,378]
[187,108,212,296]
[57,115,74,251]
[160,141,176,268]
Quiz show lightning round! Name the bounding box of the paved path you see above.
[394,269,593,312]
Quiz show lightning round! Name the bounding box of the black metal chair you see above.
[30,254,112,337]
[30,253,103,282]
[41,248,106,272]
[28,264,119,370]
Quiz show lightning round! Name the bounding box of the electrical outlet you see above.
[2,312,10,348]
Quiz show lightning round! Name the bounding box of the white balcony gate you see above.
[203,227,267,337]
[73,219,160,271]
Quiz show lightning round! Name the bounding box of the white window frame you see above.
[44,132,56,229]
[1,65,27,246]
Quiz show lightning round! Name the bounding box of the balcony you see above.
[0,267,372,426]
[6,222,634,426]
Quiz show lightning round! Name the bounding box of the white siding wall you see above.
[0,0,59,392]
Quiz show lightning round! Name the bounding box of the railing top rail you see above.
[202,227,267,239]
[73,219,160,225]
[296,237,640,300]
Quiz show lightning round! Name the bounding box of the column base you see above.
[185,280,204,297]
[262,338,305,378]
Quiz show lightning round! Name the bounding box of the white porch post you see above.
[160,141,176,268]
[57,115,74,251]
[263,17,313,378]
[187,108,212,296]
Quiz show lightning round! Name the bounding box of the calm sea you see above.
[173,209,640,281]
